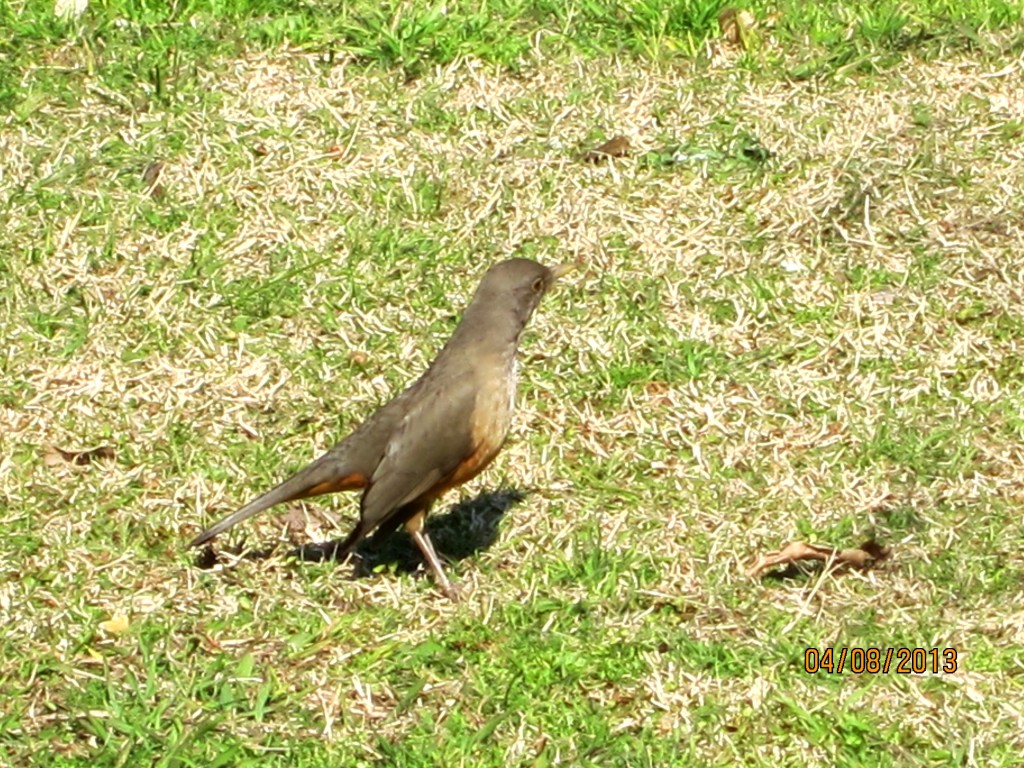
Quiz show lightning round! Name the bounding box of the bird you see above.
[188,258,574,599]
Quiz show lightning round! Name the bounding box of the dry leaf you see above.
[143,161,165,198]
[54,0,88,20]
[282,507,309,537]
[718,7,756,49]
[99,614,130,635]
[747,539,889,578]
[581,135,630,163]
[43,445,116,466]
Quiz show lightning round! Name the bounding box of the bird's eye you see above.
[531,277,544,293]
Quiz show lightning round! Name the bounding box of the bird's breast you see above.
[476,356,517,452]
[447,358,517,486]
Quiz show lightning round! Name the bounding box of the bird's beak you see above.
[550,263,576,280]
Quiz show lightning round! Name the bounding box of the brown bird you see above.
[189,258,573,598]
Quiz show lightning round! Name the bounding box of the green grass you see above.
[3,0,1024,765]
[3,0,1023,108]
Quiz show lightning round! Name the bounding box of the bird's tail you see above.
[187,454,367,548]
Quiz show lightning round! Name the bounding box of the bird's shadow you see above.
[197,488,527,579]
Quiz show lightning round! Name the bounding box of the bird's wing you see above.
[358,374,478,529]
[188,395,411,548]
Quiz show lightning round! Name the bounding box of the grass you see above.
[3,0,1024,765]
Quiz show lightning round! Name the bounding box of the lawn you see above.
[2,0,1024,765]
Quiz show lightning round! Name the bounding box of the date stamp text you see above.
[804,647,958,674]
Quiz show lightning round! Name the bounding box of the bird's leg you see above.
[409,529,460,600]
[404,508,460,600]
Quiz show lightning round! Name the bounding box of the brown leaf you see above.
[279,505,341,544]
[718,7,756,48]
[747,539,889,578]
[43,445,117,466]
[143,161,164,197]
[281,506,309,537]
[581,135,630,163]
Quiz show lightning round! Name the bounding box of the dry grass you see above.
[2,30,1024,766]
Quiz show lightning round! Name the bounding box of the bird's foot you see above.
[441,581,464,602]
